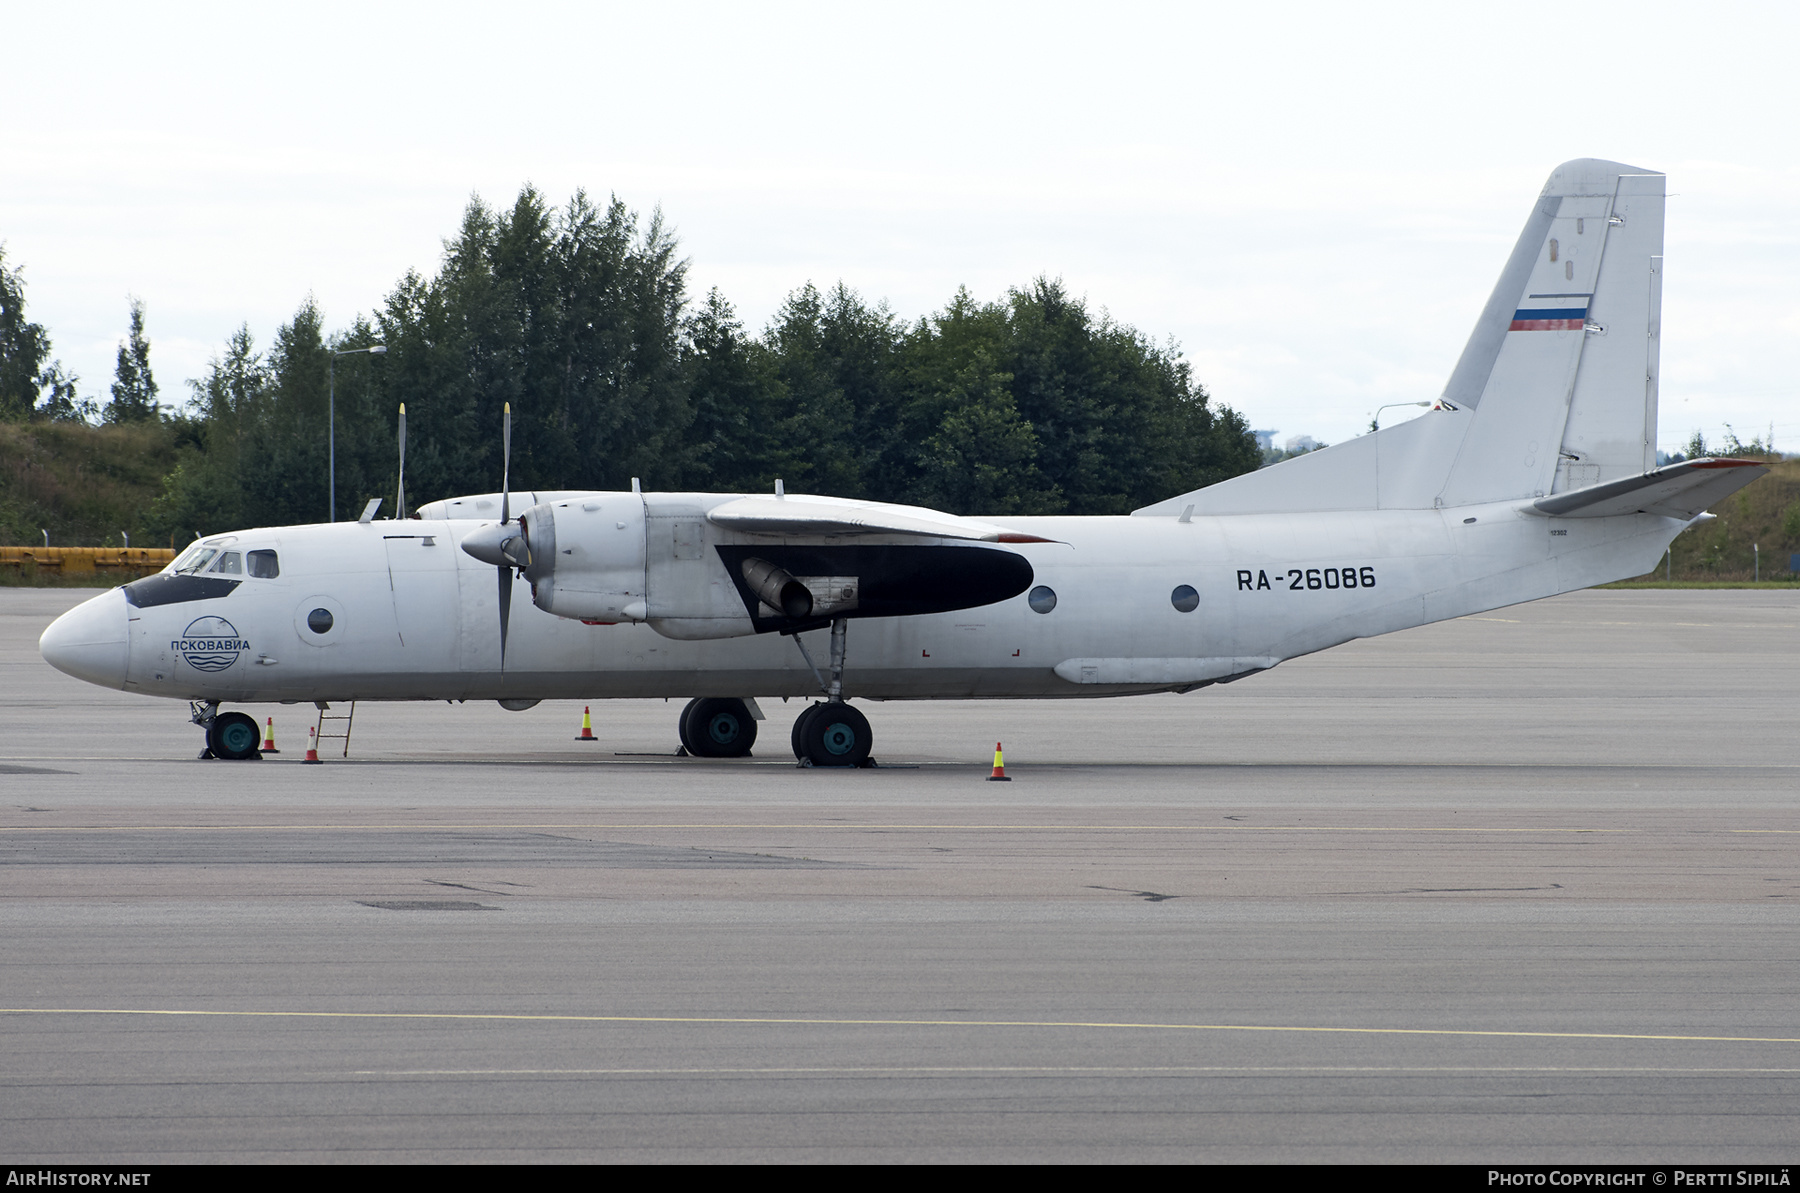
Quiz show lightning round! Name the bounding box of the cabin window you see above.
[247,550,279,579]
[306,608,334,634]
[1171,585,1200,613]
[1027,586,1057,614]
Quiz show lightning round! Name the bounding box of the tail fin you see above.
[1438,158,1664,505]
[1136,159,1666,517]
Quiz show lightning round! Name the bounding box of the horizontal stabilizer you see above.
[1529,458,1766,519]
[707,494,1053,542]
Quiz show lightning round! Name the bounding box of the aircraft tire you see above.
[790,702,823,761]
[798,702,871,768]
[676,698,699,754]
[208,711,262,761]
[682,697,758,758]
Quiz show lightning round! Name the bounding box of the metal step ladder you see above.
[313,701,357,758]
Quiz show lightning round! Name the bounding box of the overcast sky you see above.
[4,1,1795,455]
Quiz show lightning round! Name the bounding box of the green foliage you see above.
[103,298,159,424]
[1,246,67,422]
[1684,424,1778,460]
[1638,456,1800,581]
[732,277,1260,515]
[35,361,96,423]
[13,186,1264,543]
[372,189,694,508]
[0,419,181,546]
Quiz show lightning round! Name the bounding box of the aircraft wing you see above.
[706,494,1053,542]
[1530,458,1766,520]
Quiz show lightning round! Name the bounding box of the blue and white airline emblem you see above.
[174,616,248,673]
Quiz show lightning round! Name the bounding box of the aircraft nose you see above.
[39,588,130,690]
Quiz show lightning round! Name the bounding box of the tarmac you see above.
[2,586,1797,1162]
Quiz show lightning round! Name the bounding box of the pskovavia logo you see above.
[173,616,248,673]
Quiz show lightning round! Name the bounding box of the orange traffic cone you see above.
[303,727,322,765]
[575,705,597,741]
[987,741,1011,781]
[261,716,280,753]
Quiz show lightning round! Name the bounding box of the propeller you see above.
[395,403,407,520]
[459,403,527,668]
[498,402,512,665]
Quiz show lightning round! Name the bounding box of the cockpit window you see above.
[172,546,219,575]
[208,551,243,575]
[247,550,279,579]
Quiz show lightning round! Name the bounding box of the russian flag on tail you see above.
[1511,292,1591,331]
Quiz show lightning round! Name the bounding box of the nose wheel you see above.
[203,710,263,760]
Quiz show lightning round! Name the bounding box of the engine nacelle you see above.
[496,492,1033,640]
[517,494,650,623]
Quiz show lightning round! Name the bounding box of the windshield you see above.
[171,546,218,575]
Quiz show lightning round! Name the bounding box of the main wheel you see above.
[798,702,871,768]
[682,697,758,758]
[677,698,699,753]
[791,702,824,761]
[208,711,262,761]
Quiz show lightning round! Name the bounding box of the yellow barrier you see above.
[0,547,175,576]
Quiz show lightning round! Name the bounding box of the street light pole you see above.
[328,345,387,522]
[1371,401,1432,431]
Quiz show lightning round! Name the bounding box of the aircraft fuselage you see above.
[64,501,1681,706]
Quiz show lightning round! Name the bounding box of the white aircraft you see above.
[40,159,1765,765]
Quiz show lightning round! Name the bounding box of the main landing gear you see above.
[192,701,262,761]
[673,617,876,768]
[787,616,874,768]
[677,697,760,757]
[790,701,872,768]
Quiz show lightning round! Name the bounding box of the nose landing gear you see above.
[192,701,262,760]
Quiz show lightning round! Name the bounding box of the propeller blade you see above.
[395,403,407,520]
[497,564,511,668]
[497,402,514,668]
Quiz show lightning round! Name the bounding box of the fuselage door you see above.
[384,532,461,674]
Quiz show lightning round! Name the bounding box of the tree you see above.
[34,362,96,422]
[683,289,802,492]
[129,189,1263,531]
[1,246,59,421]
[914,347,1059,515]
[371,188,693,504]
[104,298,159,424]
[146,326,267,537]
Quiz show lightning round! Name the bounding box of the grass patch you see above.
[0,420,185,548]
[1597,579,1800,590]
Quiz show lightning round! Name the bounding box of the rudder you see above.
[1437,158,1665,505]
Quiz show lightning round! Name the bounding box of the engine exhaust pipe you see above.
[741,557,813,619]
